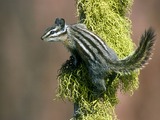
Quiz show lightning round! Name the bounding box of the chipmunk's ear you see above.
[55,18,65,29]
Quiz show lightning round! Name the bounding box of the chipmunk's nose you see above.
[41,35,44,40]
[41,33,47,40]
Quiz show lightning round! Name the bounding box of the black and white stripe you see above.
[68,25,118,66]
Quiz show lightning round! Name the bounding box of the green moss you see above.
[56,0,139,119]
[73,100,117,120]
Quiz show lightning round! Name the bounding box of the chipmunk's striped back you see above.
[41,18,156,92]
[68,24,118,65]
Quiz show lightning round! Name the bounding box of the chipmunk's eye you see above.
[50,30,55,34]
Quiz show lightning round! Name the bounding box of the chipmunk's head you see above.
[41,18,68,42]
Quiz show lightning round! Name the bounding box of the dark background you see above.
[0,0,159,120]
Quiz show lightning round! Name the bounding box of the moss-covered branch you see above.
[56,0,139,119]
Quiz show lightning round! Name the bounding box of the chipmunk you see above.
[41,18,156,93]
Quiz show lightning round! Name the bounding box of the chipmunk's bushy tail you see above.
[111,28,156,73]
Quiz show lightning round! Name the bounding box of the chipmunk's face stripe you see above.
[49,26,67,37]
[41,26,57,38]
[41,25,68,42]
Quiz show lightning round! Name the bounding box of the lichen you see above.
[56,0,139,119]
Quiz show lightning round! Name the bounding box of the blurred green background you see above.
[0,0,159,120]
